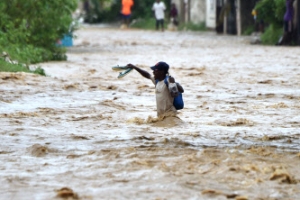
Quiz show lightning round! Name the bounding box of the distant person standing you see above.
[83,0,90,13]
[83,0,92,23]
[152,0,166,31]
[121,0,134,28]
[170,3,179,26]
[251,6,264,34]
[251,8,258,32]
[277,0,295,45]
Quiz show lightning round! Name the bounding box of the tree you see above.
[255,0,286,44]
[0,0,78,63]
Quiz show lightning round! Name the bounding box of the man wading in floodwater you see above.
[127,62,184,119]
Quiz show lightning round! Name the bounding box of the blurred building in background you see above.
[172,0,258,35]
[75,0,300,44]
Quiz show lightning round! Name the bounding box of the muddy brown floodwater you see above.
[1,25,300,200]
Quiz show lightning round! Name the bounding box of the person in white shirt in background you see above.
[152,0,166,31]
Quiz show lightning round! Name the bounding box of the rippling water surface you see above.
[1,25,300,199]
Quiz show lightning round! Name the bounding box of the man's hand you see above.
[126,63,135,69]
[126,64,151,79]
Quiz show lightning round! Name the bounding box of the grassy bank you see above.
[0,59,46,76]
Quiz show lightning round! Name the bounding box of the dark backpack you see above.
[155,76,184,110]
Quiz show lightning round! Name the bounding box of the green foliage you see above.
[255,0,285,45]
[261,24,283,44]
[0,0,77,70]
[130,18,157,30]
[255,0,285,27]
[243,26,255,35]
[0,59,46,76]
[1,0,77,47]
[92,0,122,23]
[32,66,46,76]
[178,22,206,31]
[2,43,53,64]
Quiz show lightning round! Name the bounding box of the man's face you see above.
[153,69,164,80]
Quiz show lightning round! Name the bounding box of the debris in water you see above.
[56,187,79,199]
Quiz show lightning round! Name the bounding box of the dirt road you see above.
[1,25,300,199]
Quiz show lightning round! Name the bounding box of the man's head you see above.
[151,61,169,80]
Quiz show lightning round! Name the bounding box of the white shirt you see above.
[151,76,176,117]
[152,2,166,20]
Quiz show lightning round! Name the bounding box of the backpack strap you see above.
[164,76,169,87]
[155,76,169,86]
